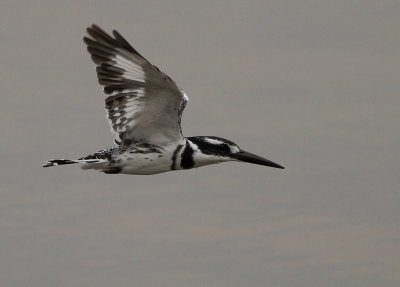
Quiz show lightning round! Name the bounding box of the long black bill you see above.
[230,150,285,169]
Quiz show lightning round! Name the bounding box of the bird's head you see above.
[187,136,284,169]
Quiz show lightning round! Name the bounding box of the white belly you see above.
[81,140,189,175]
[119,157,174,175]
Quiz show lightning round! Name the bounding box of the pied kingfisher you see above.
[43,25,284,175]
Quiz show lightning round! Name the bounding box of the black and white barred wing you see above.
[84,25,188,146]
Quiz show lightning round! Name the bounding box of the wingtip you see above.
[86,24,97,33]
[88,23,100,31]
[82,36,92,45]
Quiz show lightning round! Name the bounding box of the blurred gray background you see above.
[1,1,399,286]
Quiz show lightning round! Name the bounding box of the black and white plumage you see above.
[43,25,284,174]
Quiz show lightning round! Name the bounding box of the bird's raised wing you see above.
[84,24,188,146]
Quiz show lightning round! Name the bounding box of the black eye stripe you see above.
[188,137,232,156]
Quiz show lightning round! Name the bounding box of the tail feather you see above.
[43,159,101,168]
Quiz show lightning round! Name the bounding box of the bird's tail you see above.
[43,159,102,168]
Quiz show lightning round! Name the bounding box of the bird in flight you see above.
[44,25,284,175]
